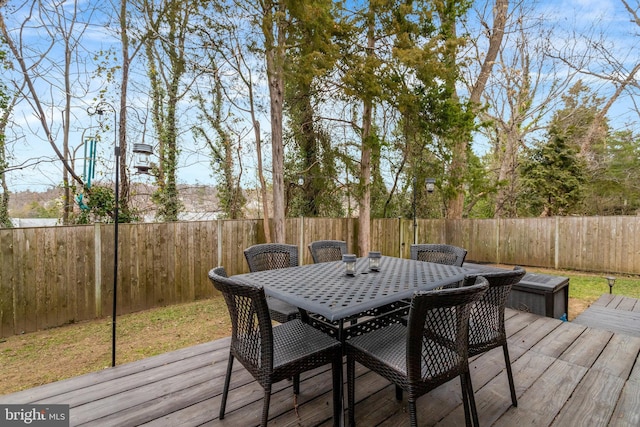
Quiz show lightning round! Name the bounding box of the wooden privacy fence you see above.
[1,216,640,338]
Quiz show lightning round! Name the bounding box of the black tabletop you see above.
[233,256,468,322]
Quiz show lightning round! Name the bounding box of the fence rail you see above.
[1,216,639,338]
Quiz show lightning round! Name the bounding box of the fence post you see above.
[398,217,402,258]
[555,217,560,269]
[495,219,501,265]
[217,219,222,267]
[299,216,305,264]
[94,223,102,318]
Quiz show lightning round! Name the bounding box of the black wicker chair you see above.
[465,266,526,407]
[410,244,468,267]
[308,240,348,263]
[346,277,489,427]
[209,267,342,427]
[393,244,469,316]
[243,243,300,323]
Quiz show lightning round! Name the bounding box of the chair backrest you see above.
[208,266,274,372]
[465,266,526,354]
[244,243,299,272]
[410,244,467,267]
[308,240,348,263]
[406,276,489,383]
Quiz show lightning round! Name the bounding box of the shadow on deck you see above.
[1,307,639,426]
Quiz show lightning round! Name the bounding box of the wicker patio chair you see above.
[308,240,348,263]
[410,243,468,267]
[392,244,469,316]
[346,276,489,427]
[209,267,342,427]
[243,243,300,323]
[465,266,526,407]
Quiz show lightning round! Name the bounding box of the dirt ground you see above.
[568,298,589,321]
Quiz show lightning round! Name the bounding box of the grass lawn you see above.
[0,297,231,395]
[1,265,638,396]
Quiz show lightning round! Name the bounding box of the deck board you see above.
[494,359,588,427]
[574,295,640,337]
[551,369,625,427]
[2,308,640,426]
[611,380,640,427]
[591,334,640,378]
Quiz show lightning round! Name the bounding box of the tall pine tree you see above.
[520,126,586,216]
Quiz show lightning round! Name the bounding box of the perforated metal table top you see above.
[233,256,468,322]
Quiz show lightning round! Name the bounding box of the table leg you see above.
[338,319,345,426]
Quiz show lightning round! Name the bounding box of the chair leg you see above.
[332,352,343,427]
[347,355,356,427]
[461,371,479,427]
[459,375,472,427]
[502,343,518,407]
[261,385,272,427]
[408,399,418,427]
[395,385,403,401]
[293,374,300,394]
[219,353,234,419]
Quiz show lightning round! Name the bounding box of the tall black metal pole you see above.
[89,102,120,367]
[112,111,119,368]
[112,147,119,367]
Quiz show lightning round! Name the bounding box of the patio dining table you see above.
[233,255,470,337]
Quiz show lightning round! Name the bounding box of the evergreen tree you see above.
[520,126,586,216]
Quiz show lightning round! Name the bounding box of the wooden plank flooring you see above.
[573,295,640,337]
[2,308,640,426]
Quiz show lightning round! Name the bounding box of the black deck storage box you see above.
[507,273,569,319]
[463,263,570,319]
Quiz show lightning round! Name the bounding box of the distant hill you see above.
[8,188,63,218]
[8,184,226,222]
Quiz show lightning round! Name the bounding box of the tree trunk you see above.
[261,0,286,242]
[268,66,285,242]
[447,0,509,219]
[143,0,194,222]
[357,14,376,256]
[359,108,372,256]
[0,93,13,227]
[494,125,520,217]
[299,93,320,216]
[254,120,272,241]
[118,0,131,218]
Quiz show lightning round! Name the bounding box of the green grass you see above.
[524,266,640,299]
[0,297,231,395]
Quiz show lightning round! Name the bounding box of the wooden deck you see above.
[1,308,639,426]
[573,294,640,337]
